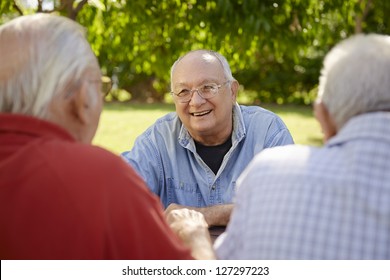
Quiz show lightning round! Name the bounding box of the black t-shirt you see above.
[195,136,232,174]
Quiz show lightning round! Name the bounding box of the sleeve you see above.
[265,116,294,147]
[121,132,163,196]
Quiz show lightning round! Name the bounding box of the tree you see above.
[1,0,90,19]
[1,0,388,104]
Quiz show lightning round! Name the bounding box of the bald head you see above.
[170,50,235,91]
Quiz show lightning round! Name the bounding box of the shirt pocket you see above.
[167,178,203,207]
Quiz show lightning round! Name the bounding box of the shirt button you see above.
[211,185,216,190]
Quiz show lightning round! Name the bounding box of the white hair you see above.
[317,34,390,129]
[0,14,98,118]
[170,50,235,91]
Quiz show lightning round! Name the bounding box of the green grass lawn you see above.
[93,102,324,155]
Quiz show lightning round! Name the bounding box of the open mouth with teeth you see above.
[191,110,212,117]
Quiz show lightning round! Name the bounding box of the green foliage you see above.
[1,0,389,104]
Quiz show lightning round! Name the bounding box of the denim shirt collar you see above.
[177,102,246,151]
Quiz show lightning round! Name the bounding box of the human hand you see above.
[166,208,215,260]
[166,208,208,237]
[165,203,195,216]
[165,203,233,227]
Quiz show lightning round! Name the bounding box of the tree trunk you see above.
[355,0,373,33]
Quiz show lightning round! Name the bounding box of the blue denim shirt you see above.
[121,104,293,208]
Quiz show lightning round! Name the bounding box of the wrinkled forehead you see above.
[172,51,225,84]
[179,51,222,68]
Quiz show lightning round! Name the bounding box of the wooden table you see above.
[209,226,226,243]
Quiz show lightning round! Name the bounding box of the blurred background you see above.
[1,0,389,153]
[2,0,389,105]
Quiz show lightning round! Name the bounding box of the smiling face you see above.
[171,51,238,146]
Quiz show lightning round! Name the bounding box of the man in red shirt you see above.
[0,14,214,260]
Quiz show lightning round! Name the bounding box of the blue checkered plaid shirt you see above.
[215,112,390,259]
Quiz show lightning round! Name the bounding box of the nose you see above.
[189,89,206,105]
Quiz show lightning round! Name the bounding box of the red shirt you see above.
[0,114,193,260]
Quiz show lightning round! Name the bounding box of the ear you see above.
[314,100,337,142]
[230,80,239,102]
[71,81,93,125]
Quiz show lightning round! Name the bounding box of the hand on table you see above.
[165,203,233,227]
[166,208,215,260]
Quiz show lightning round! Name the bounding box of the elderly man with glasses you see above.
[122,50,293,227]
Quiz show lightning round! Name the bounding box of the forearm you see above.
[166,203,234,226]
[166,209,216,260]
[197,204,233,226]
[176,225,215,260]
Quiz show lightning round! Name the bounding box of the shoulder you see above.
[141,112,181,138]
[151,112,180,128]
[257,144,315,163]
[246,144,320,175]
[239,104,280,118]
[238,105,286,125]
[29,139,159,216]
[46,141,145,189]
[236,106,291,144]
[236,145,321,196]
[51,141,123,166]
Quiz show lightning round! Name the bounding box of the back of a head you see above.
[0,14,97,119]
[317,34,390,129]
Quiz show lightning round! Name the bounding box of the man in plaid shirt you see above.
[214,34,390,259]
